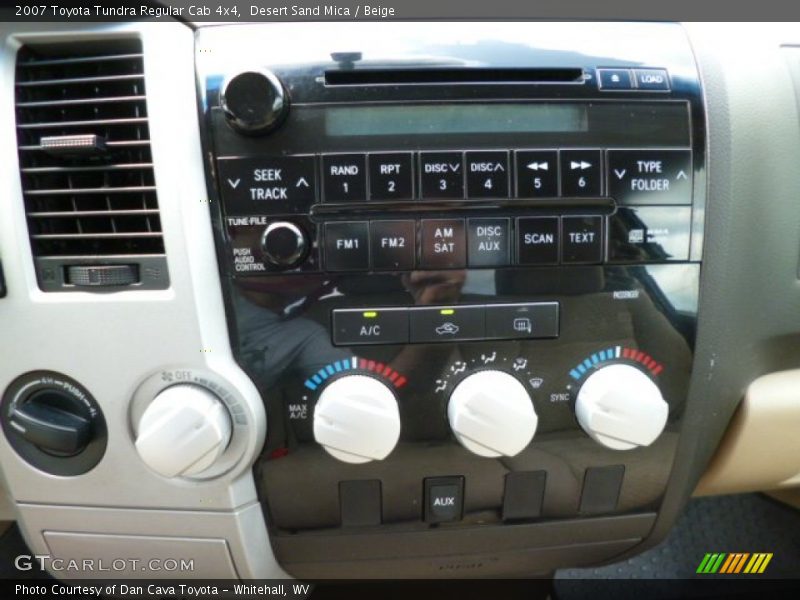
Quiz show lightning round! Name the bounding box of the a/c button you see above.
[332,308,409,346]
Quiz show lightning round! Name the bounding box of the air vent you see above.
[14,39,168,291]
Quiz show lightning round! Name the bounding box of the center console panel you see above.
[196,22,705,577]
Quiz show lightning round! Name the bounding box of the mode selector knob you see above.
[448,370,538,458]
[261,221,308,269]
[220,69,288,136]
[313,375,400,464]
[575,364,668,451]
[135,385,232,478]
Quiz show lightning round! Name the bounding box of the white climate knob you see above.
[575,363,668,451]
[135,385,232,478]
[448,370,537,458]
[313,375,400,464]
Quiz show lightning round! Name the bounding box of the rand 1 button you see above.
[332,308,409,345]
[409,305,485,343]
[324,222,369,271]
[424,476,464,523]
[419,152,464,199]
[562,216,604,264]
[467,218,510,267]
[322,154,367,202]
[370,220,416,270]
[607,149,692,205]
[560,149,602,197]
[465,151,509,198]
[216,156,316,213]
[485,302,559,340]
[517,217,559,265]
[419,219,466,269]
[607,206,692,263]
[368,153,414,200]
[515,150,559,198]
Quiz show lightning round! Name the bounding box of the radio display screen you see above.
[325,103,588,136]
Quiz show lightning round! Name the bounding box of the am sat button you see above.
[608,150,692,206]
[607,206,691,263]
[420,219,466,269]
[332,308,409,346]
[485,302,559,340]
[409,305,485,343]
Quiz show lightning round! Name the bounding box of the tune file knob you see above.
[135,385,232,478]
[313,375,401,464]
[575,363,668,450]
[260,221,309,269]
[447,370,538,458]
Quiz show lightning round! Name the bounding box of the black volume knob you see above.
[220,69,288,136]
[261,221,309,269]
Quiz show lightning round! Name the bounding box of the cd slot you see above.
[324,68,586,86]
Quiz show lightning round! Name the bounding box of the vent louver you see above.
[14,39,168,291]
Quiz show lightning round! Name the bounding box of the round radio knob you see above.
[261,221,308,269]
[313,375,400,464]
[448,370,538,458]
[135,385,232,478]
[220,69,288,135]
[575,364,668,451]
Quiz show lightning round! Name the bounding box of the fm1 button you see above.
[608,150,692,205]
[562,216,603,264]
[560,150,602,197]
[370,221,416,270]
[517,217,559,265]
[420,152,464,199]
[324,222,369,271]
[467,218,510,267]
[420,219,466,269]
[515,150,558,197]
[466,151,509,198]
[425,476,464,523]
[369,153,413,200]
[323,154,367,202]
[332,308,409,346]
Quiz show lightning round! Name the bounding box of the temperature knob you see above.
[135,385,232,478]
[313,375,400,464]
[575,364,668,450]
[220,69,288,136]
[448,370,538,458]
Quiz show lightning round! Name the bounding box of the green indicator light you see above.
[440,309,455,315]
[363,311,378,318]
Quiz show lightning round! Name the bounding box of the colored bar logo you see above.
[696,552,773,574]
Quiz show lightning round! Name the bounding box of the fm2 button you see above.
[369,153,413,200]
[370,221,416,270]
[424,476,464,523]
[466,151,509,198]
[323,154,367,202]
[560,150,602,197]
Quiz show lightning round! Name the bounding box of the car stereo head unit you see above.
[197,21,705,578]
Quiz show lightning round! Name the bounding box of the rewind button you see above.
[515,150,559,197]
